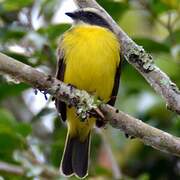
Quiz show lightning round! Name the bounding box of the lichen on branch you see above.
[0,52,180,157]
[74,0,180,114]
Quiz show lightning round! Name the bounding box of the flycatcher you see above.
[55,8,121,179]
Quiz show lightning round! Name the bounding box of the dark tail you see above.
[60,133,90,179]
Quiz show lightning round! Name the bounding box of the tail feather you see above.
[60,134,74,176]
[72,134,90,178]
[60,133,90,179]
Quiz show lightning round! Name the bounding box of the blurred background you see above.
[0,0,180,179]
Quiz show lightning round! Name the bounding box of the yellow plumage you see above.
[61,25,120,141]
[57,23,120,178]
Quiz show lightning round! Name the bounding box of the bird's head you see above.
[65,8,112,31]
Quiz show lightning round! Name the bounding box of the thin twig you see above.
[139,0,168,29]
[0,161,24,175]
[98,129,122,179]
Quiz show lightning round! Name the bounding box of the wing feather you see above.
[55,38,67,121]
[107,53,122,106]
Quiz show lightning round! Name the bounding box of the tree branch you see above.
[0,156,60,178]
[101,105,180,157]
[0,52,180,157]
[74,0,180,114]
[0,161,24,175]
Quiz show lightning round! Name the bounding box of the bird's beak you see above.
[65,12,77,19]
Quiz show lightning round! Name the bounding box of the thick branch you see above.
[0,52,96,118]
[74,0,180,114]
[0,52,180,157]
[101,105,180,157]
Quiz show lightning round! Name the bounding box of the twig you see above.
[0,154,59,178]
[74,0,180,114]
[98,129,122,179]
[0,161,24,175]
[171,13,180,28]
[139,0,175,44]
[0,52,180,157]
[139,0,168,30]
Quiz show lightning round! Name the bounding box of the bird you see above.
[55,8,121,179]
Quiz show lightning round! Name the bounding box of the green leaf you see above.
[144,100,173,125]
[155,54,180,77]
[40,0,59,22]
[0,26,27,42]
[15,123,32,137]
[0,109,31,138]
[0,109,16,130]
[3,52,35,66]
[171,116,180,136]
[121,63,150,92]
[0,82,29,101]
[0,132,24,153]
[138,173,150,180]
[1,0,33,11]
[165,29,180,44]
[0,109,27,153]
[97,0,129,20]
[134,37,170,53]
[94,166,111,176]
[37,24,70,41]
[0,9,19,23]
[149,0,173,15]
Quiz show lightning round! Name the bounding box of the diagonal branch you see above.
[0,52,180,157]
[74,0,180,114]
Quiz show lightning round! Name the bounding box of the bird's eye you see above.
[87,13,93,18]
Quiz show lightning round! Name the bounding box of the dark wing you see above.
[55,39,67,121]
[107,53,122,106]
[96,53,122,128]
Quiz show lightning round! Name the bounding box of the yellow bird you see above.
[55,8,121,179]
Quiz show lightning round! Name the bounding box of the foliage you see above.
[0,0,180,179]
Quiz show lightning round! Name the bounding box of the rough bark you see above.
[0,52,180,157]
[74,0,180,114]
